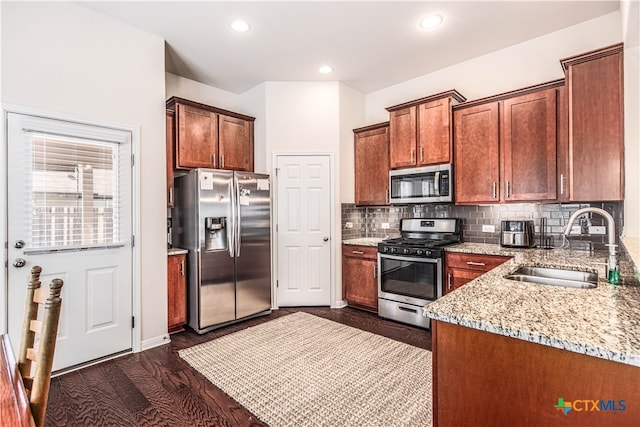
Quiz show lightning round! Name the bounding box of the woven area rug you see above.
[179,312,432,427]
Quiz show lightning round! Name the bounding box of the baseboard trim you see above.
[141,334,171,351]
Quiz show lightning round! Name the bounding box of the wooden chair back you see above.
[17,266,64,427]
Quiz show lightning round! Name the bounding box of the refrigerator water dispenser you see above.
[205,217,227,251]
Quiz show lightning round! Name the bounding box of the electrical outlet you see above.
[570,225,582,235]
[482,225,496,233]
[345,222,353,229]
[588,226,606,235]
[381,223,390,229]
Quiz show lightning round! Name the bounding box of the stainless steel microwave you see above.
[389,164,452,204]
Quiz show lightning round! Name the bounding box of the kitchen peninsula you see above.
[425,244,640,427]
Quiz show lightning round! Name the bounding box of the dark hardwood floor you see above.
[45,307,431,426]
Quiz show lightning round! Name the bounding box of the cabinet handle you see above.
[352,250,364,255]
[505,181,510,199]
[385,189,389,204]
[180,260,185,276]
[410,148,415,163]
[560,174,565,195]
[221,154,225,169]
[466,261,486,266]
[447,273,452,290]
[373,265,377,279]
[168,187,173,205]
[492,182,497,199]
[420,147,424,163]
[212,155,216,168]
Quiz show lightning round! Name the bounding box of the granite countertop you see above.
[342,237,386,247]
[425,243,640,367]
[168,247,188,255]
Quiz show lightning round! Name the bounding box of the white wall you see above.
[338,84,366,205]
[622,0,640,237]
[1,2,167,346]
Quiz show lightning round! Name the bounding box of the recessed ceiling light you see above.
[319,65,333,74]
[230,20,250,32]
[419,14,443,30]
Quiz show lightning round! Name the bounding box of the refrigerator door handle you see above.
[235,176,242,257]
[228,176,235,258]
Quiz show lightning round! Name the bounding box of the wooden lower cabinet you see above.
[444,252,511,293]
[167,253,187,333]
[342,245,378,312]
[432,321,640,427]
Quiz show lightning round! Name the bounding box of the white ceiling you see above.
[79,1,620,94]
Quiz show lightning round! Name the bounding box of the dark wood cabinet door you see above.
[166,110,175,208]
[563,45,624,201]
[389,107,417,169]
[219,114,254,172]
[175,103,217,169]
[342,246,378,312]
[501,88,557,202]
[453,103,500,204]
[444,252,511,294]
[445,267,482,294]
[354,123,389,206]
[167,254,187,333]
[418,97,452,165]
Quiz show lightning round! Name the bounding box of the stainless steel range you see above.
[377,218,461,329]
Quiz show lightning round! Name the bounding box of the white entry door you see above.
[6,112,133,372]
[276,155,331,306]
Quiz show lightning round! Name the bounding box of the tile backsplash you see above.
[342,202,623,251]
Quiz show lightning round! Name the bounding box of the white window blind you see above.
[23,131,126,253]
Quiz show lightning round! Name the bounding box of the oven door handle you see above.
[378,254,440,264]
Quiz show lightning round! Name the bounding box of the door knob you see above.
[14,240,25,249]
[13,258,26,268]
[323,237,329,242]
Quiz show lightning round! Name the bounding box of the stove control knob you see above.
[383,247,389,253]
[403,248,411,255]
[416,249,424,256]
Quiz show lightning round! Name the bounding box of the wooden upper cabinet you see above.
[389,107,417,168]
[454,81,561,204]
[166,97,255,172]
[166,110,175,207]
[219,114,254,171]
[387,90,465,169]
[418,97,453,165]
[176,103,217,169]
[354,122,390,206]
[501,88,557,202]
[454,102,500,204]
[560,44,624,202]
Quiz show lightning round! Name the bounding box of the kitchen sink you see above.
[504,266,598,289]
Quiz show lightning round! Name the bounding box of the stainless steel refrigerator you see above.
[172,169,271,334]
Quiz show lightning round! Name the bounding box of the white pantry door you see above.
[276,155,331,306]
[6,113,133,372]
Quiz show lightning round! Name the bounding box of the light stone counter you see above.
[168,247,188,255]
[342,237,386,247]
[425,243,640,367]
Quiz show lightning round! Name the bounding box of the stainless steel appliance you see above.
[389,164,452,204]
[173,169,272,334]
[377,218,461,328]
[500,220,535,248]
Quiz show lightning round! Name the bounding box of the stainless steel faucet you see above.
[564,207,618,281]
